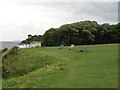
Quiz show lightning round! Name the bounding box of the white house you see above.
[26,44,30,48]
[17,44,25,48]
[17,41,42,48]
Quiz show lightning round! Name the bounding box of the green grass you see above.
[2,44,118,88]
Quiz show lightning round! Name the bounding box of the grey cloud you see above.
[25,2,118,23]
[1,1,118,41]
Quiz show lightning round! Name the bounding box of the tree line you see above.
[21,21,120,46]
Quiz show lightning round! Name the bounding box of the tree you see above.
[28,34,32,39]
[21,21,119,46]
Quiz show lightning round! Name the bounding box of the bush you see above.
[2,48,8,53]
[2,46,19,59]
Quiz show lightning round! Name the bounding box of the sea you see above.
[0,41,21,50]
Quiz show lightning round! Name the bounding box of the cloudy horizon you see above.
[0,0,118,41]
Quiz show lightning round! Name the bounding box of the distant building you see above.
[29,43,33,48]
[31,41,41,47]
[17,41,42,48]
[17,44,26,48]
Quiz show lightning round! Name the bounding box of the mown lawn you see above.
[2,44,118,88]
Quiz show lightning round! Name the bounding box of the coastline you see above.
[0,41,20,50]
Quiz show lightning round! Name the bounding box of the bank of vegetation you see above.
[21,21,120,46]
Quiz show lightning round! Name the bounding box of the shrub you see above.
[2,46,19,59]
[2,48,8,53]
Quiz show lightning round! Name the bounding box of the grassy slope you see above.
[2,44,118,88]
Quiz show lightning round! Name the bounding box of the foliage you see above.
[2,46,19,59]
[2,48,58,79]
[2,48,8,53]
[21,35,43,44]
[2,46,19,78]
[21,21,119,46]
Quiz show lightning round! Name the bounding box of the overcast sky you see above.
[0,0,119,41]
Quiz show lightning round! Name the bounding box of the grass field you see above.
[2,44,118,88]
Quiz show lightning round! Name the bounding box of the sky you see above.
[0,0,119,41]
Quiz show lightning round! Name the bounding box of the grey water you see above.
[0,41,21,50]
